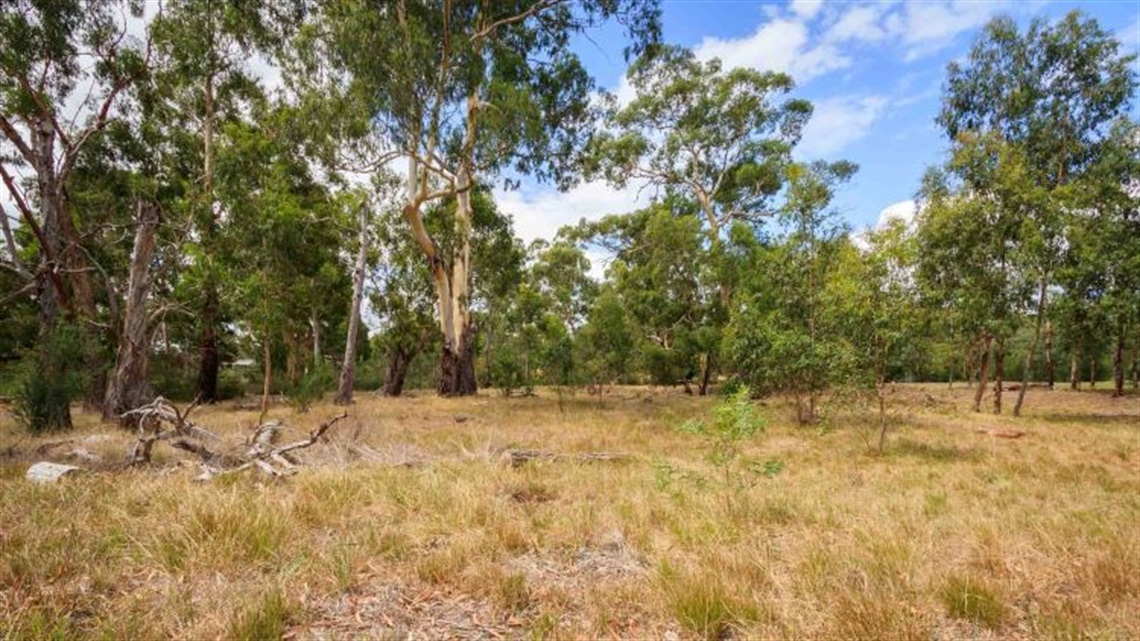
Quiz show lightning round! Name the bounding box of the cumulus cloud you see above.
[796,95,888,158]
[693,18,851,82]
[876,199,918,228]
[493,180,646,246]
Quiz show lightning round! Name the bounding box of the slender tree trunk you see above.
[195,72,220,403]
[1070,350,1080,390]
[104,202,158,426]
[1113,324,1125,397]
[260,335,272,422]
[876,364,888,453]
[992,337,1005,414]
[335,203,369,406]
[1014,280,1048,416]
[310,313,321,364]
[1044,319,1054,390]
[698,352,714,396]
[973,334,991,413]
[1089,358,1096,388]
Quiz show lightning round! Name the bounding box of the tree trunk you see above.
[383,346,415,397]
[1044,319,1054,390]
[992,337,1005,414]
[310,313,322,364]
[698,352,714,396]
[1014,280,1048,416]
[103,202,158,426]
[439,322,477,396]
[335,203,369,406]
[195,71,220,403]
[973,334,991,413]
[1070,350,1080,390]
[1089,358,1096,388]
[1113,325,1125,397]
[259,335,272,422]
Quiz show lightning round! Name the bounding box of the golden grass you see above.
[0,384,1137,639]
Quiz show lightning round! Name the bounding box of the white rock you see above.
[26,461,84,483]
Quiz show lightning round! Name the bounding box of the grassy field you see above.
[1,384,1137,640]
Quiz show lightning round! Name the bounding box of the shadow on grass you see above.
[892,438,981,463]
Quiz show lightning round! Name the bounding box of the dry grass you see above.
[0,384,1137,640]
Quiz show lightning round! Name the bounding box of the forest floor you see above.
[0,383,1137,640]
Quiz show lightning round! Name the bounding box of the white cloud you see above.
[694,18,850,83]
[825,4,889,44]
[796,95,887,158]
[893,0,1011,60]
[789,0,824,21]
[876,199,917,228]
[493,180,645,246]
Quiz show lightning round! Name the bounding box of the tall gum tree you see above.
[312,0,660,395]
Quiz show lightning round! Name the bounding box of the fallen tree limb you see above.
[123,397,348,479]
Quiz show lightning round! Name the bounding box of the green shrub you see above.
[216,369,248,401]
[286,363,334,412]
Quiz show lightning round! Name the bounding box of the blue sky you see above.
[497,0,1140,246]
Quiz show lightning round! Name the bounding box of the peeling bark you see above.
[103,202,158,426]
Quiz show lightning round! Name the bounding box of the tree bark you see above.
[992,337,1005,414]
[439,322,477,396]
[972,334,991,413]
[1014,280,1048,416]
[383,346,415,397]
[259,335,272,422]
[698,352,714,396]
[103,202,158,426]
[1113,324,1125,397]
[335,203,369,406]
[1070,350,1080,390]
[1044,319,1054,390]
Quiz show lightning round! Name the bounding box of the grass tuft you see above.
[938,575,1006,629]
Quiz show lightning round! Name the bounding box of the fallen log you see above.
[501,448,632,468]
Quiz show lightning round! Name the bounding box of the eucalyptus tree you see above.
[938,10,1137,414]
[585,45,811,300]
[571,201,719,393]
[147,0,299,402]
[310,0,660,395]
[1,0,151,427]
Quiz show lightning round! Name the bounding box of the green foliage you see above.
[286,362,335,412]
[677,389,769,508]
[13,326,91,434]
